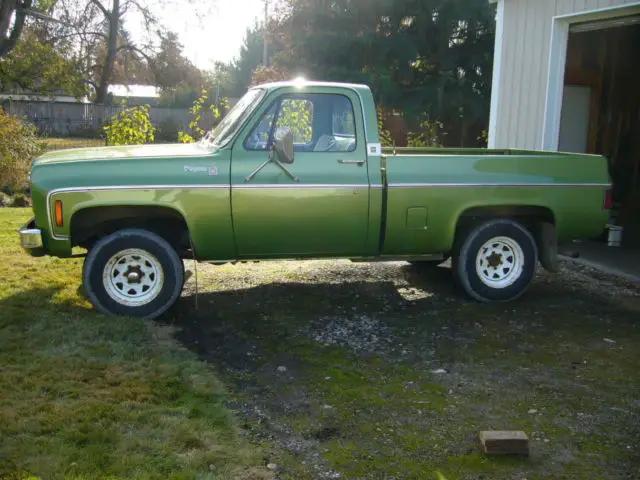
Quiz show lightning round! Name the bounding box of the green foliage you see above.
[0,192,13,207]
[103,105,155,146]
[154,32,205,107]
[377,109,394,147]
[157,85,201,108]
[407,120,445,148]
[178,90,229,143]
[0,108,43,193]
[224,22,287,96]
[277,98,313,144]
[0,31,88,98]
[250,65,291,86]
[272,0,495,146]
[477,129,489,147]
[156,119,180,143]
[11,193,31,207]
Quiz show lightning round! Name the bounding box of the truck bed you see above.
[379,147,611,256]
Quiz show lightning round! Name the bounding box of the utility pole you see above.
[262,0,268,66]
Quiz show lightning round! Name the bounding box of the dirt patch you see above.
[170,260,640,479]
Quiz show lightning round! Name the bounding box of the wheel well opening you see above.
[455,205,556,245]
[71,206,191,255]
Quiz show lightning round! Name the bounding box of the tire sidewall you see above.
[83,229,184,319]
[455,220,538,302]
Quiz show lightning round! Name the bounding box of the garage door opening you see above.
[559,18,640,249]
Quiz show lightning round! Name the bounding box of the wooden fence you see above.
[1,100,193,137]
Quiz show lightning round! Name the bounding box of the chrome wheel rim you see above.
[475,236,524,288]
[103,248,164,307]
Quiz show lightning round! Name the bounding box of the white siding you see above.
[490,0,640,150]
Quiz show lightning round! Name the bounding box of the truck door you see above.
[231,89,371,257]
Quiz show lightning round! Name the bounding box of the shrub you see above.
[12,193,31,207]
[0,108,44,193]
[156,119,180,143]
[407,120,445,148]
[377,108,394,147]
[178,90,229,143]
[103,105,155,146]
[0,192,13,207]
[477,129,489,147]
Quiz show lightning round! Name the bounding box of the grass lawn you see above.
[0,208,271,480]
[42,138,105,152]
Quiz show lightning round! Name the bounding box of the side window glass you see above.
[315,95,356,152]
[276,98,314,146]
[332,96,356,138]
[244,93,357,153]
[244,102,277,151]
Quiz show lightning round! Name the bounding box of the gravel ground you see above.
[170,259,640,480]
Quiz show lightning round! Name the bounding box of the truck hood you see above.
[34,142,211,166]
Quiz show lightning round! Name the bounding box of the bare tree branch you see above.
[116,42,153,64]
[89,0,110,20]
[125,0,156,25]
[54,30,108,41]
[22,8,75,27]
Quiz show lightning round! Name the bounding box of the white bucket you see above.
[607,225,623,247]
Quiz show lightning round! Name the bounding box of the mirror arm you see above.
[244,150,300,183]
[244,155,273,183]
[273,159,300,182]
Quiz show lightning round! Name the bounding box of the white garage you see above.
[488,0,640,246]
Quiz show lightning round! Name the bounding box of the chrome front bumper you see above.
[19,219,45,255]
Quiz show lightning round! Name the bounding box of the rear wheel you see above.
[82,229,184,319]
[453,219,537,302]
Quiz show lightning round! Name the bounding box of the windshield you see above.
[201,88,265,148]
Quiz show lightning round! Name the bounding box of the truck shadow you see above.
[168,261,640,374]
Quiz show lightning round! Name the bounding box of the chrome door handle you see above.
[338,159,365,166]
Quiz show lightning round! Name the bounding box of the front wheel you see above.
[453,219,538,302]
[82,229,185,319]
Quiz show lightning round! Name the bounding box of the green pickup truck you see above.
[19,81,611,318]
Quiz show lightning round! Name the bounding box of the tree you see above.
[153,31,204,106]
[250,64,290,86]
[3,1,212,102]
[230,23,266,95]
[45,0,212,103]
[0,0,33,57]
[0,28,88,96]
[226,21,286,96]
[1,1,90,96]
[270,0,495,146]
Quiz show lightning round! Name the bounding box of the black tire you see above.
[82,229,184,319]
[453,219,538,302]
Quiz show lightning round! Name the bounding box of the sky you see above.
[154,0,266,69]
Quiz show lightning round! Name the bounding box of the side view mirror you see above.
[273,127,295,164]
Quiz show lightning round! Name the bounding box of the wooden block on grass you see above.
[479,431,530,456]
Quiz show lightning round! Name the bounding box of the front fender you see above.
[46,186,235,261]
